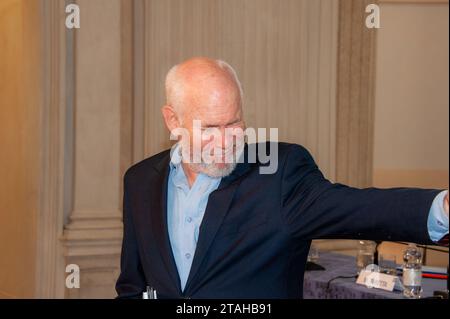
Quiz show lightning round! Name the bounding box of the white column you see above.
[61,0,125,299]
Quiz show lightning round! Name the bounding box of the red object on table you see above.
[422,273,447,280]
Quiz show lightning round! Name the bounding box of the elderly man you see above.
[116,57,449,299]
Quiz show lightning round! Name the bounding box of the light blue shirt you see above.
[428,190,449,242]
[167,144,222,292]
[167,144,449,292]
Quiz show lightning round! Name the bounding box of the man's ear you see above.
[161,105,180,132]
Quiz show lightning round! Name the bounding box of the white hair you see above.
[165,59,244,117]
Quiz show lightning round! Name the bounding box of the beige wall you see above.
[373,2,449,266]
[139,0,339,180]
[0,0,42,298]
[374,2,449,187]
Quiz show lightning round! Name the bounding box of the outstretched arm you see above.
[280,144,448,245]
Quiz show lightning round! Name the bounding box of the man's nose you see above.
[215,128,233,150]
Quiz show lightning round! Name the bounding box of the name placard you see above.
[356,270,401,292]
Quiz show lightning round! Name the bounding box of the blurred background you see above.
[0,0,448,298]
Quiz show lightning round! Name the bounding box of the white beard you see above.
[187,161,237,178]
[177,141,244,178]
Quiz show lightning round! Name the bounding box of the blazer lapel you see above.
[147,151,182,294]
[183,145,252,294]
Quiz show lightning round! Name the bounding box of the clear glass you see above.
[379,254,397,276]
[356,241,376,273]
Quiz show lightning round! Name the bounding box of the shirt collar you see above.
[169,143,188,190]
[169,142,182,170]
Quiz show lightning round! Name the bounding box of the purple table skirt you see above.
[303,252,447,299]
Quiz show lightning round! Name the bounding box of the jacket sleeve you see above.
[115,174,146,299]
[280,144,442,245]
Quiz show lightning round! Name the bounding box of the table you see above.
[303,252,447,299]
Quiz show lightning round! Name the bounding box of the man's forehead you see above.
[183,105,241,125]
[183,86,240,114]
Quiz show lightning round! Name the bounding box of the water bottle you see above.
[402,244,422,298]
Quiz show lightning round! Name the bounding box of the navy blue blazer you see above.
[115,142,440,299]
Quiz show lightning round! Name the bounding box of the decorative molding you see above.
[120,0,135,175]
[60,0,133,299]
[64,210,123,231]
[35,0,68,299]
[64,254,121,299]
[132,0,146,163]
